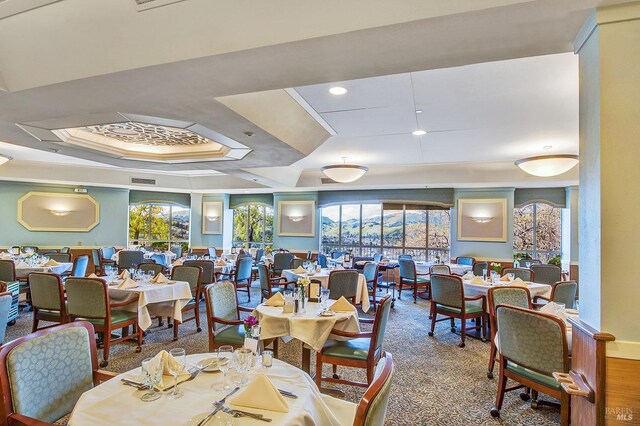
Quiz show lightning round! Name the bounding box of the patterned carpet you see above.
[5,287,562,425]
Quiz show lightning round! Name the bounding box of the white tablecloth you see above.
[415,262,471,276]
[253,300,361,353]
[281,269,371,312]
[14,262,73,277]
[108,281,193,330]
[69,353,344,425]
[111,251,176,265]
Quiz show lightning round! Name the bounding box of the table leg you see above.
[302,346,312,376]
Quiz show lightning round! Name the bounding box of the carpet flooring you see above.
[5,287,562,425]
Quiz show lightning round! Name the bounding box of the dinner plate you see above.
[565,308,579,315]
[197,357,220,372]
[320,310,336,317]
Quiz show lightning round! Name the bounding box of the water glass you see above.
[320,288,330,310]
[553,302,566,315]
[261,350,273,368]
[482,269,488,281]
[213,345,233,391]
[234,348,253,386]
[141,357,163,402]
[167,348,186,399]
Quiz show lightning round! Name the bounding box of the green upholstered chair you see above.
[428,274,486,347]
[203,281,253,351]
[486,286,532,379]
[472,261,489,277]
[533,281,578,310]
[353,353,394,426]
[66,277,142,367]
[184,260,215,285]
[429,264,451,275]
[171,265,203,340]
[455,256,475,266]
[0,292,12,345]
[138,262,165,276]
[530,264,562,284]
[398,258,429,303]
[490,305,570,425]
[328,270,359,304]
[48,252,72,263]
[500,267,534,282]
[0,260,16,282]
[362,262,381,310]
[29,273,68,332]
[117,250,144,271]
[315,293,392,388]
[257,264,294,301]
[291,258,306,270]
[272,252,294,275]
[0,322,117,425]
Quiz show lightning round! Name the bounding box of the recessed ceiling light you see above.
[412,130,427,136]
[415,109,423,114]
[329,87,348,96]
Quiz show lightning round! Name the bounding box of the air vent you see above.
[131,177,156,185]
[134,0,186,11]
[321,178,339,184]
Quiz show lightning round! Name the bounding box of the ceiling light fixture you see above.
[470,216,493,224]
[412,130,426,136]
[515,146,579,177]
[321,157,368,183]
[329,86,348,96]
[0,154,13,166]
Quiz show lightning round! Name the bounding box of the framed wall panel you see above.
[202,201,223,234]
[277,200,315,237]
[17,192,100,232]
[457,198,507,242]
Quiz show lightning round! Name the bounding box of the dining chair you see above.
[428,274,486,347]
[328,269,359,304]
[353,352,394,426]
[171,245,184,258]
[306,250,313,260]
[203,281,254,351]
[272,252,294,276]
[149,252,166,266]
[138,262,165,276]
[499,267,535,282]
[29,272,68,332]
[91,249,105,276]
[331,251,344,260]
[472,261,489,277]
[21,245,39,253]
[0,292,12,345]
[38,249,57,256]
[397,254,412,260]
[48,252,72,263]
[254,248,265,263]
[486,286,532,379]
[66,277,142,367]
[67,254,89,278]
[60,247,70,254]
[257,264,295,301]
[291,258,306,269]
[429,264,451,275]
[184,260,216,285]
[117,250,144,271]
[318,254,328,268]
[0,322,117,425]
[0,260,16,282]
[528,259,543,265]
[455,256,475,266]
[398,258,429,303]
[362,262,381,310]
[533,281,578,309]
[530,264,562,284]
[373,253,383,263]
[490,305,570,425]
[222,257,254,303]
[315,294,392,388]
[171,265,204,340]
[99,246,116,268]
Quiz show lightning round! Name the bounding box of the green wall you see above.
[272,192,320,252]
[190,193,231,250]
[0,181,129,248]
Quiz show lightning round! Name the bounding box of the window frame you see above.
[128,202,190,249]
[232,204,274,249]
[513,202,562,262]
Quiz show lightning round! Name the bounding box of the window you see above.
[320,203,451,261]
[233,204,273,249]
[513,203,561,262]
[128,203,190,251]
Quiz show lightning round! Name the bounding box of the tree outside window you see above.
[128,203,190,251]
[513,203,561,262]
[233,204,273,249]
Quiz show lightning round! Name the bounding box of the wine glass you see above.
[167,348,186,399]
[508,273,515,281]
[320,288,330,310]
[214,345,233,391]
[141,357,163,402]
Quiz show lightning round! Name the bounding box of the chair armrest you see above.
[416,272,429,276]
[270,280,295,287]
[531,302,546,309]
[212,316,244,326]
[464,295,485,302]
[328,328,373,339]
[238,306,254,313]
[8,414,53,426]
[358,317,375,324]
[94,369,118,382]
[532,295,551,303]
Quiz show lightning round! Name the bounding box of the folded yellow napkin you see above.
[118,270,130,280]
[265,292,285,307]
[215,259,227,266]
[330,296,356,312]
[500,275,511,282]
[147,350,190,391]
[230,374,289,413]
[117,277,137,289]
[45,259,60,266]
[511,277,527,287]
[88,273,99,278]
[150,273,169,284]
[470,276,486,285]
[173,259,183,266]
[293,266,306,274]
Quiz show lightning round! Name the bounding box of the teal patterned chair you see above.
[455,256,475,266]
[48,252,72,263]
[0,260,16,282]
[328,270,359,304]
[472,261,489,277]
[117,250,144,271]
[398,258,429,303]
[184,260,216,285]
[533,281,578,309]
[66,277,142,367]
[428,274,486,347]
[291,258,306,269]
[490,305,570,425]
[138,262,165,276]
[0,322,117,425]
[429,264,451,275]
[500,267,535,282]
[206,247,217,258]
[486,286,532,379]
[29,273,68,332]
[258,264,294,301]
[353,353,394,426]
[362,262,381,310]
[530,264,562,284]
[171,265,203,340]
[204,281,253,351]
[272,252,294,276]
[99,246,116,268]
[315,294,392,389]
[0,291,12,345]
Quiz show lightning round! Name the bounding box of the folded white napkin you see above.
[117,277,137,289]
[511,277,527,287]
[230,374,289,413]
[145,350,190,390]
[173,259,183,266]
[88,273,99,278]
[470,276,486,285]
[215,259,227,266]
[150,273,169,284]
[15,262,30,268]
[117,269,130,280]
[540,302,568,323]
[462,272,474,279]
[330,296,356,312]
[265,292,285,307]
[500,275,511,282]
[44,259,60,266]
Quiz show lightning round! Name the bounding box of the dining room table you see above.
[462,279,552,311]
[281,268,371,312]
[415,261,472,276]
[13,260,73,278]
[68,352,347,425]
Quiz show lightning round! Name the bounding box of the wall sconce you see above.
[470,216,493,224]
[288,215,304,222]
[50,210,71,216]
[206,215,220,221]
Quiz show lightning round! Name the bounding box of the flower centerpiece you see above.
[490,262,502,274]
[297,277,310,310]
[243,315,258,336]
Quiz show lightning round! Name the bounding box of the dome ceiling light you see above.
[321,157,368,183]
[515,146,579,177]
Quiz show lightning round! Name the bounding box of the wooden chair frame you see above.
[398,260,429,303]
[258,265,295,302]
[499,267,535,282]
[353,353,394,426]
[315,294,392,389]
[363,262,381,311]
[428,274,487,347]
[171,265,203,341]
[29,273,68,332]
[203,282,254,352]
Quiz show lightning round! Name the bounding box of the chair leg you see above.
[490,361,508,417]
[136,322,143,352]
[32,318,38,333]
[413,285,417,303]
[315,353,323,389]
[428,304,436,337]
[450,317,455,332]
[101,329,111,367]
[332,364,339,379]
[247,285,251,302]
[487,341,498,379]
[459,319,466,348]
[366,365,374,385]
[173,320,179,341]
[531,390,539,408]
[195,305,202,332]
[481,315,487,342]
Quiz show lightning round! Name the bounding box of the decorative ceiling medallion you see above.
[85,122,212,147]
